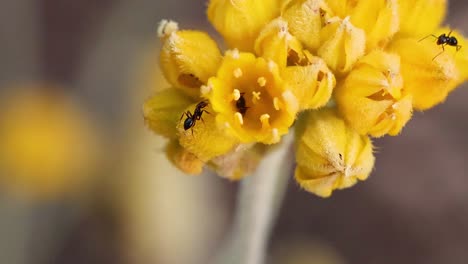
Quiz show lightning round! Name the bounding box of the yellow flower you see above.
[335,50,413,137]
[144,0,466,197]
[433,27,468,85]
[165,139,204,175]
[398,0,447,37]
[389,37,459,110]
[349,0,399,50]
[176,100,239,162]
[207,0,280,51]
[203,51,299,144]
[159,20,222,98]
[0,86,100,199]
[317,17,366,74]
[294,108,375,198]
[283,55,336,110]
[143,88,194,139]
[280,0,332,51]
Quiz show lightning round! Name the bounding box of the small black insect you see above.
[236,92,249,116]
[419,30,462,60]
[180,100,209,133]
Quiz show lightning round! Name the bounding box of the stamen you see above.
[271,128,280,143]
[252,91,261,104]
[233,68,243,78]
[234,112,244,125]
[281,90,299,113]
[200,84,212,95]
[268,60,276,72]
[257,77,267,87]
[260,114,271,128]
[392,102,399,109]
[273,97,281,110]
[232,89,241,101]
[228,48,240,59]
[390,114,396,120]
[157,19,179,37]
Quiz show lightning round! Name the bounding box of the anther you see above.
[257,77,267,87]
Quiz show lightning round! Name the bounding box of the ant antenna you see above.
[419,34,438,42]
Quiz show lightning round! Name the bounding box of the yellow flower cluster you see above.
[144,0,466,197]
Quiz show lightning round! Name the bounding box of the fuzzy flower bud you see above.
[294,108,375,198]
[283,56,336,110]
[166,139,204,175]
[177,102,239,162]
[143,88,194,139]
[318,17,366,74]
[389,37,459,110]
[398,0,447,37]
[207,0,279,51]
[159,23,222,98]
[335,50,413,137]
[280,0,332,51]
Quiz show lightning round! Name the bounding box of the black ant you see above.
[180,100,209,133]
[236,92,249,116]
[419,30,462,60]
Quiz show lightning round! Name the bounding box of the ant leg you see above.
[419,34,438,42]
[432,50,445,61]
[202,110,211,115]
[179,111,189,122]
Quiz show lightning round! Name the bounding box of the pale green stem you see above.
[213,133,294,264]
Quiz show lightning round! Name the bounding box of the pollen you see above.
[234,112,244,125]
[273,97,281,110]
[271,128,280,143]
[233,68,243,78]
[157,19,179,38]
[252,91,261,103]
[260,114,271,128]
[257,77,267,87]
[232,89,241,101]
[227,48,240,59]
[267,60,276,72]
[281,90,299,113]
[200,84,212,95]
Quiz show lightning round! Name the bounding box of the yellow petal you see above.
[335,50,413,137]
[388,37,459,110]
[207,0,280,51]
[433,27,468,86]
[143,88,194,139]
[204,51,298,144]
[177,101,239,162]
[294,108,375,198]
[398,0,447,37]
[165,139,204,175]
[349,0,399,50]
[283,55,336,110]
[208,143,263,180]
[318,17,366,74]
[281,0,332,51]
[159,27,222,98]
[254,18,292,68]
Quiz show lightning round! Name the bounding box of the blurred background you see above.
[0,0,467,264]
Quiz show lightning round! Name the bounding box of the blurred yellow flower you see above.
[0,86,100,199]
[144,0,466,197]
